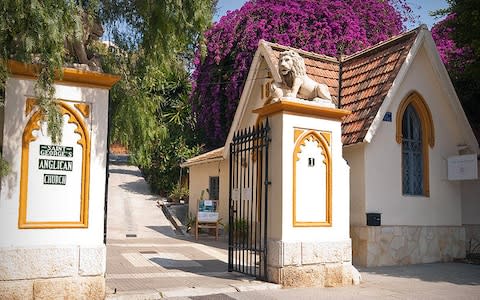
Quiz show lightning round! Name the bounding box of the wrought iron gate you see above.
[228,120,270,280]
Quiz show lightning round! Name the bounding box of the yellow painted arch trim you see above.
[396,92,435,148]
[395,92,433,197]
[293,129,332,227]
[18,100,91,229]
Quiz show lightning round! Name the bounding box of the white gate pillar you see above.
[0,61,119,299]
[254,98,360,287]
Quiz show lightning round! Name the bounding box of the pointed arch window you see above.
[402,105,423,195]
[396,92,434,197]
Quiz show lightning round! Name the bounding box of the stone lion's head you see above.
[278,50,306,79]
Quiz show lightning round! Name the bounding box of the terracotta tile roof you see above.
[340,29,418,145]
[181,147,224,167]
[262,28,418,145]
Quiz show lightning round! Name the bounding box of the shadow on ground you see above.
[118,179,157,197]
[359,262,480,285]
[109,167,142,177]
[147,257,228,272]
[146,225,181,236]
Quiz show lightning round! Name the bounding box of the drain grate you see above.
[139,250,157,254]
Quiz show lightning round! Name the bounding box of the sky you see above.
[214,0,450,30]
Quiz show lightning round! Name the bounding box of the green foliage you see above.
[0,0,100,143]
[431,0,480,134]
[168,184,189,203]
[185,212,196,233]
[0,155,10,178]
[101,0,216,63]
[102,0,215,194]
[142,135,201,195]
[233,218,248,233]
[0,0,215,194]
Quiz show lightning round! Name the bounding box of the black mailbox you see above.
[366,213,381,226]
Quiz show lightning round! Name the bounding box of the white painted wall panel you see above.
[0,78,109,246]
[364,47,469,226]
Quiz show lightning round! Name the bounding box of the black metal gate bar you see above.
[228,120,270,280]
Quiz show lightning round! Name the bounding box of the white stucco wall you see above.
[461,161,480,225]
[272,110,350,242]
[343,143,366,226]
[188,159,229,225]
[363,46,476,226]
[236,59,272,133]
[0,77,109,246]
[267,113,283,241]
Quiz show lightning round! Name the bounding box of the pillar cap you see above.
[7,60,121,89]
[253,98,351,120]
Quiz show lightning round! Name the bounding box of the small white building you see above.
[182,25,479,268]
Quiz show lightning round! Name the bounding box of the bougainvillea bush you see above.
[431,13,479,133]
[191,0,412,149]
[431,14,474,77]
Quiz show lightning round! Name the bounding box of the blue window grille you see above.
[402,105,423,195]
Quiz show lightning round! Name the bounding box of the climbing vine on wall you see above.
[0,0,101,144]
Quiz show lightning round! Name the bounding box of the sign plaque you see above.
[18,100,91,228]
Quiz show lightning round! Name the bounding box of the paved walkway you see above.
[180,263,479,300]
[106,163,480,299]
[105,163,278,299]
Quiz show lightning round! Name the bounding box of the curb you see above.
[160,202,188,236]
[106,289,161,300]
[106,281,281,299]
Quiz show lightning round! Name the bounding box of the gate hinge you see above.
[265,180,271,185]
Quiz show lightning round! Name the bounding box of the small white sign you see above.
[232,188,240,201]
[447,154,478,180]
[242,187,252,201]
[26,116,84,222]
[198,212,219,222]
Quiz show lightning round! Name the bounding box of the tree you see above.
[0,1,100,176]
[191,0,413,149]
[431,0,480,136]
[0,0,103,143]
[101,0,216,193]
[0,0,216,192]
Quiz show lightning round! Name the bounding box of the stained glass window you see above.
[402,105,423,195]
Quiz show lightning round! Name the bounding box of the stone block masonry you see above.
[465,224,480,254]
[351,226,466,267]
[0,246,105,299]
[267,239,361,287]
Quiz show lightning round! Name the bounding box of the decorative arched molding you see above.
[292,129,332,227]
[396,92,434,147]
[19,99,91,228]
[395,92,432,197]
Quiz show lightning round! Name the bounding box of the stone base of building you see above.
[266,239,360,287]
[464,224,480,254]
[0,246,105,300]
[351,225,466,267]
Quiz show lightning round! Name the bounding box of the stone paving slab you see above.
[106,163,280,298]
[163,262,480,300]
[106,163,480,299]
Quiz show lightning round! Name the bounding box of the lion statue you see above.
[270,50,332,102]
